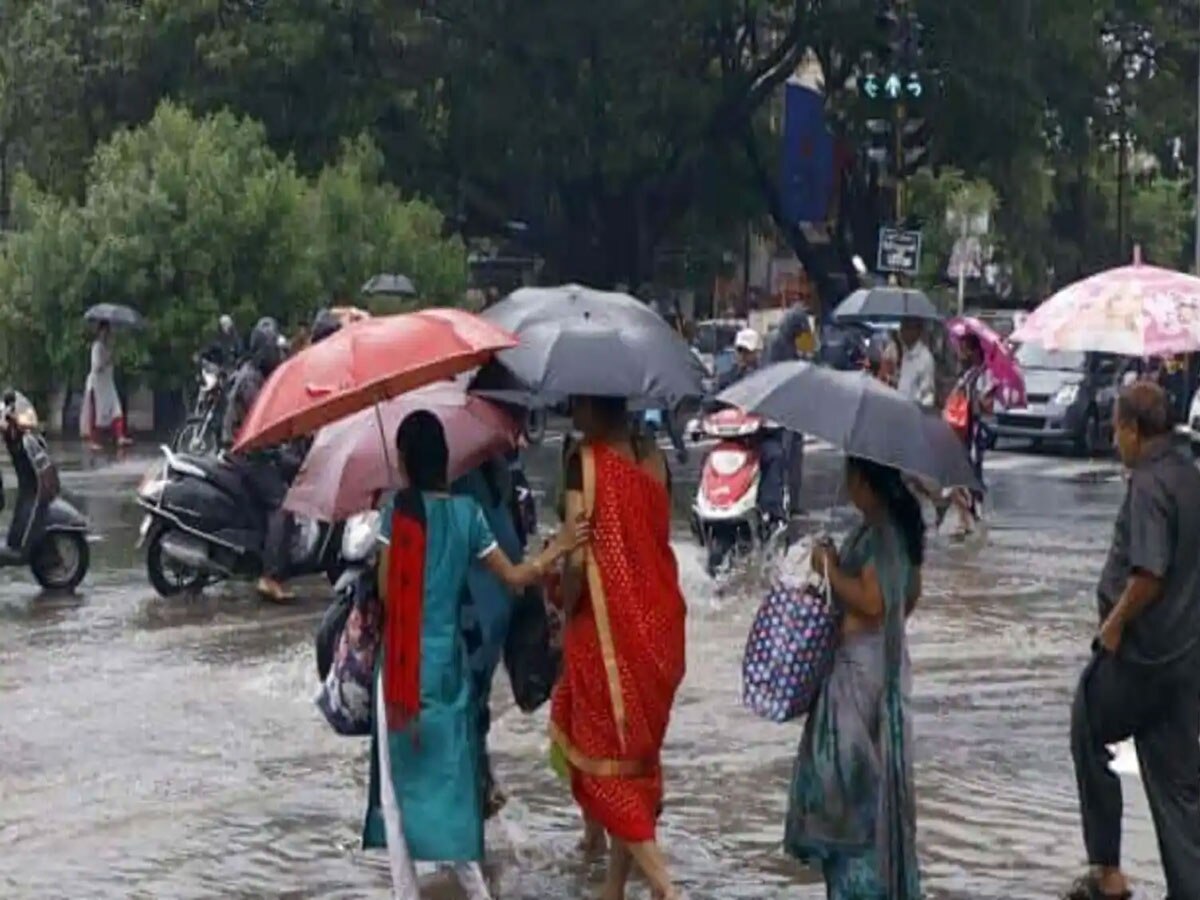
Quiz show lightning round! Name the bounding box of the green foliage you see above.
[0,102,465,392]
[906,169,999,288]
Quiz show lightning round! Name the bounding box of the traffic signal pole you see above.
[895,101,906,222]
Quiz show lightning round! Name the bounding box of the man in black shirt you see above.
[1066,381,1200,900]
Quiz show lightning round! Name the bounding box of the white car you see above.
[1180,387,1200,451]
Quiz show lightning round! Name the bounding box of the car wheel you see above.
[1075,410,1101,458]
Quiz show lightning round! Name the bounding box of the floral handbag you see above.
[741,561,838,723]
[315,568,381,736]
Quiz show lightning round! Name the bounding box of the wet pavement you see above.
[0,440,1170,898]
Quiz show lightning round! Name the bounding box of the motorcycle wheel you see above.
[146,526,207,598]
[173,417,216,456]
[31,531,90,592]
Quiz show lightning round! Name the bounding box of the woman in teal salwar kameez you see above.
[785,456,924,900]
[362,412,586,899]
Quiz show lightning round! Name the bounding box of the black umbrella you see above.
[361,273,416,297]
[833,286,941,323]
[480,285,704,407]
[718,361,978,489]
[83,303,144,330]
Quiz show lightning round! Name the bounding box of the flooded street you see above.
[0,442,1167,899]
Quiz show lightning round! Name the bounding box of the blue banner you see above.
[779,83,835,225]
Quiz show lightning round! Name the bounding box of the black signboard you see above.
[877,227,922,276]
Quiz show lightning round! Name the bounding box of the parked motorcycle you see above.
[136,446,344,597]
[172,358,226,456]
[689,407,783,575]
[0,391,91,590]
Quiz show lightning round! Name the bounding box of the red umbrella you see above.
[283,383,519,521]
[232,308,517,452]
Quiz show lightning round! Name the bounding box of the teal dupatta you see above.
[784,520,921,899]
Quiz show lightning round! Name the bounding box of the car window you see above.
[1015,343,1086,371]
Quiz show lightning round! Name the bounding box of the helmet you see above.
[310,308,342,345]
[734,327,762,354]
[248,317,283,373]
[218,314,234,333]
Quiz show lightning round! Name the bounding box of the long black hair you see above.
[395,410,448,491]
[846,456,925,568]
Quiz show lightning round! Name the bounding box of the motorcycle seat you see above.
[176,453,252,499]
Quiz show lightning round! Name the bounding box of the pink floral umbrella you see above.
[284,382,519,522]
[1011,253,1200,357]
[948,316,1026,408]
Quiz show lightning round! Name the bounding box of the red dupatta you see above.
[384,489,427,731]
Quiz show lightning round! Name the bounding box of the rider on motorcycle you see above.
[222,317,300,602]
[715,327,788,529]
[200,314,243,369]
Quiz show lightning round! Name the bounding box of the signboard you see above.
[779,82,835,224]
[862,71,924,103]
[877,227,922,276]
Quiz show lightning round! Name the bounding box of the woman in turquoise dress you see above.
[785,456,924,900]
[362,411,586,899]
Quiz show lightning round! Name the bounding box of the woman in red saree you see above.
[550,395,687,900]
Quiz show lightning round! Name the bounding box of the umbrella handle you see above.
[374,403,396,488]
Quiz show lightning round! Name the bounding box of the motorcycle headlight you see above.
[1053,384,1080,406]
[341,510,381,562]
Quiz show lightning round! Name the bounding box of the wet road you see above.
[0,441,1169,898]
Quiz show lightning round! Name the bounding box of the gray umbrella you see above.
[83,303,143,329]
[361,273,416,297]
[480,284,704,407]
[833,286,941,323]
[717,361,979,489]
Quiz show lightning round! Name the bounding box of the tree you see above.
[0,102,466,394]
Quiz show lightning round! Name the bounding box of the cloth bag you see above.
[315,591,352,682]
[315,569,381,736]
[741,558,838,723]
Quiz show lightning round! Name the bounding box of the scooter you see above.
[171,357,227,456]
[315,509,380,683]
[689,407,782,576]
[0,391,91,590]
[136,446,344,598]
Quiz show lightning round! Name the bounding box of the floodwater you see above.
[0,442,1168,898]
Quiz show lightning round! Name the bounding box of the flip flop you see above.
[1061,875,1132,900]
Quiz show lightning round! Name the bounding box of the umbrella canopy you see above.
[948,316,1026,408]
[1010,261,1200,356]
[361,273,416,297]
[480,284,704,406]
[232,308,516,452]
[717,361,979,489]
[833,287,941,323]
[84,303,143,330]
[284,382,519,522]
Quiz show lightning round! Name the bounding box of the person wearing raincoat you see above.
[81,322,132,450]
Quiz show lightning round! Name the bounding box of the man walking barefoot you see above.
[1065,382,1200,900]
